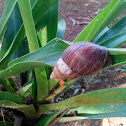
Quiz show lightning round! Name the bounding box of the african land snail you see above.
[50,42,108,79]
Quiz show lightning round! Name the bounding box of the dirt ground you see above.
[0,0,126,126]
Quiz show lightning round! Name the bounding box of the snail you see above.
[50,42,108,79]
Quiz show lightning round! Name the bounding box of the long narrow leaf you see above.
[18,0,49,103]
[48,79,59,92]
[68,104,126,115]
[108,48,126,64]
[35,67,48,102]
[37,1,59,46]
[58,112,126,122]
[0,79,15,93]
[92,27,109,43]
[0,0,58,69]
[38,88,126,114]
[18,0,39,52]
[36,110,62,126]
[77,111,126,118]
[0,25,25,69]
[113,55,126,64]
[16,79,33,97]
[95,16,126,44]
[57,19,66,39]
[100,31,126,47]
[36,1,59,102]
[0,100,36,119]
[0,62,49,79]
[0,2,22,61]
[0,0,17,38]
[0,92,24,104]
[73,0,126,42]
[32,0,58,25]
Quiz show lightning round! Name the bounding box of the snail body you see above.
[50,42,108,79]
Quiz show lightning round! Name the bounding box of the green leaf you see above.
[36,110,62,126]
[17,39,29,58]
[0,79,15,93]
[92,27,109,43]
[0,0,58,69]
[37,1,59,46]
[39,88,126,114]
[48,79,59,92]
[0,100,36,119]
[100,31,126,48]
[0,25,25,69]
[0,121,13,126]
[32,0,58,25]
[35,1,59,102]
[38,26,47,47]
[18,0,49,103]
[47,1,59,42]
[0,0,17,38]
[36,1,59,102]
[108,48,126,64]
[0,92,24,104]
[57,19,66,39]
[16,79,33,97]
[58,116,89,122]
[32,79,37,102]
[30,0,37,8]
[73,0,126,42]
[59,111,126,122]
[8,78,16,87]
[68,104,126,115]
[9,39,69,67]
[0,3,22,61]
[18,0,39,52]
[108,48,126,55]
[0,62,49,79]
[35,67,48,102]
[77,110,126,119]
[95,16,126,44]
[113,55,126,64]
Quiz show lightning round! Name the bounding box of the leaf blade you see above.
[39,88,126,115]
[0,0,17,38]
[0,92,24,104]
[73,0,126,42]
[95,16,126,44]
[0,100,36,119]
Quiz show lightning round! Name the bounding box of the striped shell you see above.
[50,42,108,79]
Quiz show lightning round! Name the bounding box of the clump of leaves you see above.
[0,0,126,126]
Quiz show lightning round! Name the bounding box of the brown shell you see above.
[50,42,108,79]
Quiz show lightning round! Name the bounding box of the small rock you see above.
[85,4,88,6]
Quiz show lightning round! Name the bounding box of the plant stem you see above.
[108,48,126,55]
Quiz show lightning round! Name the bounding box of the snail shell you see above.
[50,42,108,79]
